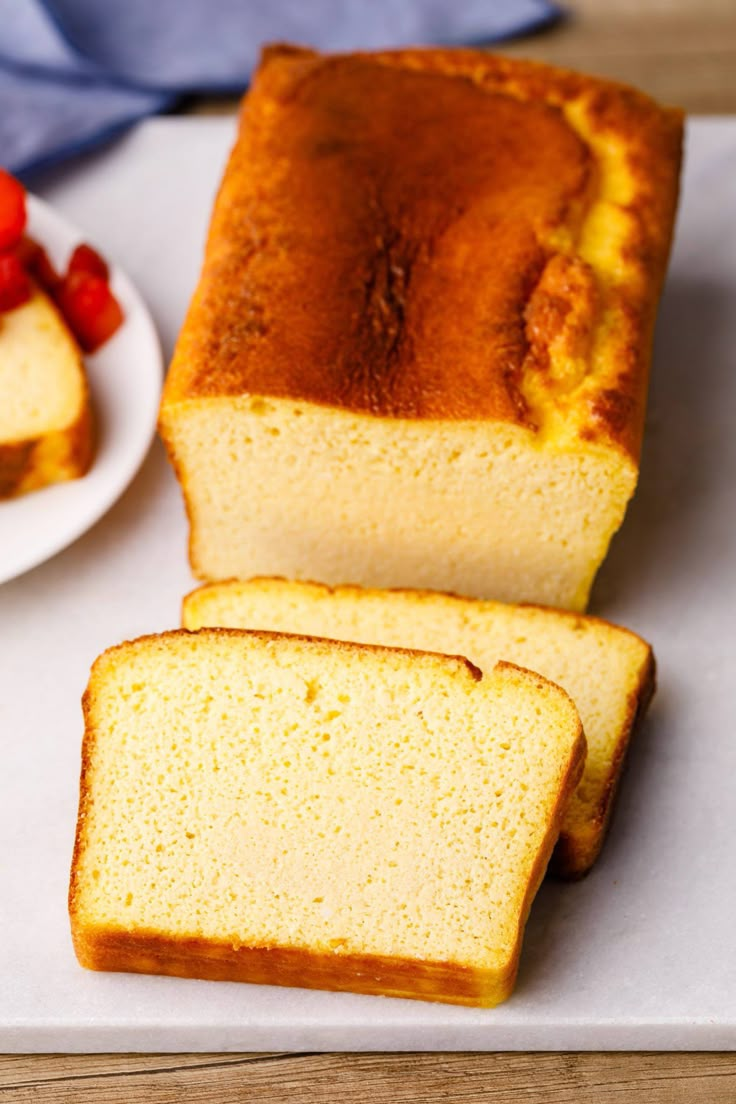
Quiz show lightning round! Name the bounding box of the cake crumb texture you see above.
[183,578,655,877]
[70,628,584,1006]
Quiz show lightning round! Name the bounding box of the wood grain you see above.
[186,0,736,115]
[2,1053,736,1103]
[499,0,736,112]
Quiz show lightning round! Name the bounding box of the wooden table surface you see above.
[6,0,736,1099]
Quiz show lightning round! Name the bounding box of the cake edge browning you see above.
[0,399,93,499]
[183,575,654,646]
[161,44,683,465]
[358,45,683,461]
[550,646,656,879]
[69,926,512,1008]
[68,630,585,1007]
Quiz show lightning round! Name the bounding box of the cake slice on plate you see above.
[0,283,93,498]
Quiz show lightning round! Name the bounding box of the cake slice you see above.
[160,45,682,610]
[70,629,584,1007]
[0,284,93,498]
[183,578,655,877]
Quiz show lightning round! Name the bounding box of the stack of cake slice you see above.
[183,578,655,880]
[70,579,654,1007]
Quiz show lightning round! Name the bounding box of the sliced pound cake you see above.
[160,46,681,610]
[0,284,93,498]
[183,579,655,877]
[70,629,584,1007]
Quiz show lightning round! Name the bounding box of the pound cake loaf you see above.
[0,284,93,498]
[184,578,655,877]
[70,629,584,1007]
[160,45,682,610]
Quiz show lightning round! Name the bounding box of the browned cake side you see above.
[164,44,682,460]
[0,404,93,498]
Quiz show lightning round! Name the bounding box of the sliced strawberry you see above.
[0,252,31,312]
[32,246,62,292]
[55,270,124,352]
[13,235,41,270]
[15,235,61,292]
[0,169,27,252]
[68,242,109,281]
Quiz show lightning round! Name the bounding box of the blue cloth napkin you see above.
[0,0,560,179]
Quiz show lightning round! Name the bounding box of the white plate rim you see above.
[0,194,163,585]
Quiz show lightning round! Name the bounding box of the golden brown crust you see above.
[0,397,93,499]
[550,646,656,879]
[68,678,97,937]
[84,624,485,684]
[157,428,201,573]
[70,398,95,478]
[0,439,34,498]
[163,44,682,461]
[70,926,505,1007]
[184,574,655,654]
[513,705,586,953]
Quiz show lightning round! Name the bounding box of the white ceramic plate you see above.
[0,194,162,585]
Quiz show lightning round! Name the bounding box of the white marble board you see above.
[1,118,735,1051]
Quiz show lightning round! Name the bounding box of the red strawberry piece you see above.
[33,247,62,292]
[15,235,61,291]
[68,242,109,281]
[13,235,41,269]
[55,270,124,352]
[0,252,31,312]
[0,169,27,252]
